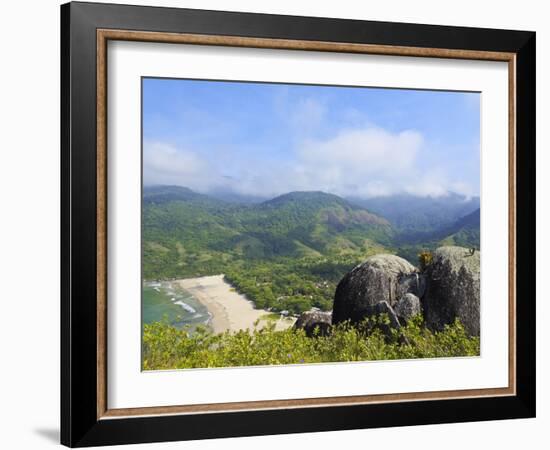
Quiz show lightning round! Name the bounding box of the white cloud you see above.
[403,171,450,197]
[289,98,327,134]
[143,124,474,200]
[229,126,427,198]
[299,127,422,176]
[144,143,203,176]
[143,142,210,190]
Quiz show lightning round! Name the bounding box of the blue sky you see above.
[143,78,480,199]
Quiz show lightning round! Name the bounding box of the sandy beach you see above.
[175,275,296,334]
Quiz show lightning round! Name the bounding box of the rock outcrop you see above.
[294,310,332,337]
[422,246,480,336]
[332,254,419,325]
[355,301,401,329]
[394,293,422,323]
[331,247,480,337]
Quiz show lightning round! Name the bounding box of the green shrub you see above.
[418,250,433,271]
[142,315,479,370]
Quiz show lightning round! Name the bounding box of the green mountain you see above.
[143,187,393,267]
[143,184,227,205]
[142,186,394,313]
[394,208,480,262]
[436,208,480,247]
[142,186,480,314]
[348,192,480,235]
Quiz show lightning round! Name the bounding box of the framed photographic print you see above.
[60,1,536,447]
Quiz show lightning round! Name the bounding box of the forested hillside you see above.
[142,185,480,314]
[393,208,480,262]
[349,192,480,235]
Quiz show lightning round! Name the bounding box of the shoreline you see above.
[175,274,295,334]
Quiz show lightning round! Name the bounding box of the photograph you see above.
[141,78,481,370]
[54,1,537,446]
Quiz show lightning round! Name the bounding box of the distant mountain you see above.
[393,208,480,263]
[251,191,393,254]
[142,186,393,278]
[143,185,225,206]
[436,208,480,248]
[142,186,480,314]
[348,192,480,235]
[204,190,266,204]
[262,191,347,208]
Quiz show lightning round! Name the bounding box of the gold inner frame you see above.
[96,29,517,420]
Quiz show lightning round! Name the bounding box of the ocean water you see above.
[142,281,210,330]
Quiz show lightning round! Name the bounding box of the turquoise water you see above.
[142,281,210,330]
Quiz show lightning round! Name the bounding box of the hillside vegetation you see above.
[142,315,480,370]
[349,192,480,235]
[142,185,480,314]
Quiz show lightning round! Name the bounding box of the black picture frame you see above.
[61,1,536,447]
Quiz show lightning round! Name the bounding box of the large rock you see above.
[355,301,401,329]
[294,310,332,337]
[332,254,419,325]
[423,246,480,336]
[394,293,422,322]
[398,273,426,299]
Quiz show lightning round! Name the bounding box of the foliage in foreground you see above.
[142,316,480,370]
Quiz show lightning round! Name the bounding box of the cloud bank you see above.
[143,81,480,200]
[144,124,476,199]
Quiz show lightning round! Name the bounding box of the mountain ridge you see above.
[142,185,481,315]
[348,191,480,234]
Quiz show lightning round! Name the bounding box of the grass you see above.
[259,313,283,321]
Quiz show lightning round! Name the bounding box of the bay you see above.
[142,281,210,330]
